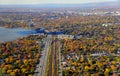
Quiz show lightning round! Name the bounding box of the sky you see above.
[0,0,118,4]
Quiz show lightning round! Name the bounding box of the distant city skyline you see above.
[0,0,118,4]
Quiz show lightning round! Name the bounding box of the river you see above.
[0,27,35,42]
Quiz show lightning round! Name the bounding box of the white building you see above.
[58,35,74,39]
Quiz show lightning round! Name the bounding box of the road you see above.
[34,35,62,76]
[34,35,52,76]
[45,35,63,76]
[58,39,62,76]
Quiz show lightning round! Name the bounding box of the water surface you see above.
[0,27,35,42]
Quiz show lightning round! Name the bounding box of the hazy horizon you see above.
[0,0,118,5]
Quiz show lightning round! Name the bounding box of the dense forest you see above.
[0,35,45,76]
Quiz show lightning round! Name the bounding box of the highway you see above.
[46,35,59,76]
[34,35,52,76]
[34,35,62,76]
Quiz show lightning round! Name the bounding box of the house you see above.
[102,24,108,27]
[62,62,67,67]
[91,51,107,56]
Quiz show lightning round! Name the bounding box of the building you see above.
[58,35,74,39]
